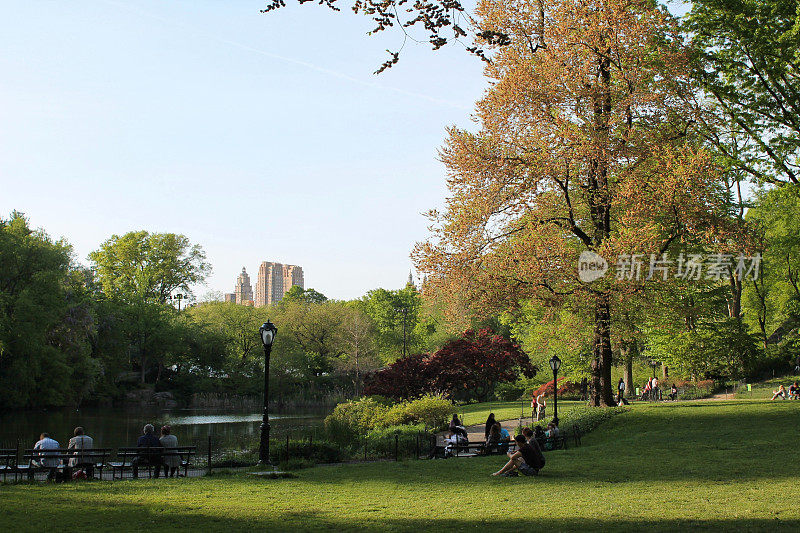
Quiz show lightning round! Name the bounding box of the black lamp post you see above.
[549,355,562,427]
[649,360,658,379]
[259,320,277,465]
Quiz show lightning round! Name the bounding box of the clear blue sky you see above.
[0,0,485,300]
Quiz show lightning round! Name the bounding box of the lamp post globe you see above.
[549,355,562,426]
[258,320,277,465]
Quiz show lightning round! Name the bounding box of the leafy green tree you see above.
[743,186,800,347]
[0,212,87,408]
[357,286,424,362]
[688,0,800,186]
[282,286,328,304]
[89,231,210,303]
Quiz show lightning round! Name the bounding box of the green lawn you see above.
[735,375,800,399]
[457,399,585,427]
[2,400,799,531]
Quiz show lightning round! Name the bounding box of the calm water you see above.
[0,406,329,451]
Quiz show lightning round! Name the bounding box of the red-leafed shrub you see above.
[531,378,581,399]
[364,329,537,401]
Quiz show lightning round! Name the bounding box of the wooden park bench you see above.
[0,447,18,481]
[18,448,111,480]
[111,446,197,479]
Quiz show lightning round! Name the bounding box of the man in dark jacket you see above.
[132,424,163,479]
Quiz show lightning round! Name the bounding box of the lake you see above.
[0,406,330,452]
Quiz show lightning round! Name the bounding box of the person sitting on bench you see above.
[496,423,511,452]
[482,423,501,454]
[67,426,94,478]
[132,424,163,479]
[33,432,61,480]
[449,414,468,439]
[491,435,544,477]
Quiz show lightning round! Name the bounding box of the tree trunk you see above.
[728,271,742,319]
[590,293,616,406]
[624,342,634,396]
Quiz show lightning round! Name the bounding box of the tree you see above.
[0,212,91,408]
[365,329,535,401]
[357,286,424,362]
[336,305,381,395]
[283,286,328,304]
[688,0,800,186]
[89,231,210,303]
[413,0,738,406]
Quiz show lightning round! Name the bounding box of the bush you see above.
[324,397,388,443]
[325,395,456,443]
[530,378,582,400]
[528,405,627,436]
[399,395,456,430]
[364,424,427,458]
[269,438,343,464]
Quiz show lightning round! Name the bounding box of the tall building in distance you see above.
[234,267,254,305]
[255,261,304,307]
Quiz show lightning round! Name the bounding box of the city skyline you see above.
[224,261,305,306]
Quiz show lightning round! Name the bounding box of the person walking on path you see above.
[535,394,546,421]
[618,378,626,400]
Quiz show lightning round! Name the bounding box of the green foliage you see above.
[324,397,389,442]
[270,439,343,465]
[494,381,528,401]
[89,230,210,303]
[364,424,426,457]
[324,395,455,443]
[356,285,425,362]
[643,318,761,380]
[283,286,328,304]
[688,0,800,186]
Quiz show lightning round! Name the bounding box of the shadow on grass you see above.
[1,496,796,533]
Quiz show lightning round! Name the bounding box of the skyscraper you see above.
[234,267,253,304]
[255,261,304,307]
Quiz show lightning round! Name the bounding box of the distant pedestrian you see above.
[618,378,625,400]
[535,394,546,421]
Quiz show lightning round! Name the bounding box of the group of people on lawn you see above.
[32,423,182,479]
[771,382,800,400]
[445,413,550,477]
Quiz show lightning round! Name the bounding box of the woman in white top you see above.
[159,425,180,477]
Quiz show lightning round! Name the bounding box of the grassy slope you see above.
[736,376,800,399]
[2,400,798,532]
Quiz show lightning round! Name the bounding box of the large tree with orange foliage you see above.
[411,0,739,406]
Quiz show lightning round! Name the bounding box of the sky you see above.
[0,0,486,301]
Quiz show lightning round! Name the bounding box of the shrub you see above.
[400,395,456,430]
[324,397,388,443]
[530,378,581,400]
[365,329,537,401]
[364,424,427,458]
[269,438,343,464]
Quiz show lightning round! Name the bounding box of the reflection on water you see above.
[0,406,330,451]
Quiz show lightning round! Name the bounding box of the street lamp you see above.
[259,320,278,465]
[549,355,562,427]
[649,360,658,379]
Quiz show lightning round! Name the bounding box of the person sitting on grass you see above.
[789,382,800,400]
[771,385,787,400]
[491,435,545,477]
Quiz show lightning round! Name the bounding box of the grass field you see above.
[2,400,798,532]
[735,375,800,399]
